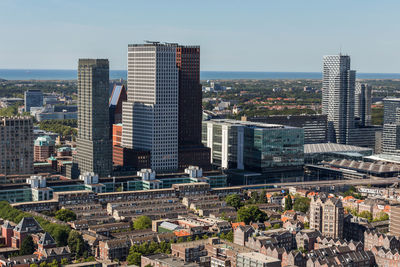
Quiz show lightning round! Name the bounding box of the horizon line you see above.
[0,68,400,75]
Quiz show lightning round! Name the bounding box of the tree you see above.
[358,211,373,222]
[60,258,69,265]
[52,226,69,246]
[133,216,152,230]
[127,250,141,266]
[249,192,259,204]
[67,230,84,257]
[225,231,234,242]
[373,212,389,222]
[237,205,267,224]
[20,235,35,255]
[220,232,226,240]
[273,224,281,229]
[298,247,307,254]
[48,260,58,267]
[225,194,243,210]
[55,209,76,222]
[293,197,311,213]
[260,190,267,203]
[202,234,209,240]
[284,195,293,211]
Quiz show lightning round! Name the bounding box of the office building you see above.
[75,59,112,177]
[322,55,356,144]
[24,90,43,112]
[384,98,400,124]
[348,125,382,151]
[310,195,344,239]
[355,82,371,126]
[0,117,34,175]
[245,114,327,144]
[122,43,178,172]
[390,205,400,237]
[202,119,304,172]
[176,45,211,170]
[34,136,55,162]
[382,98,400,155]
[31,105,77,122]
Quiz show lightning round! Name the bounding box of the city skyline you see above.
[1,0,400,73]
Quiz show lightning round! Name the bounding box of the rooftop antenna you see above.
[339,45,342,56]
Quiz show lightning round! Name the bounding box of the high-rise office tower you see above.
[355,82,371,126]
[177,46,202,147]
[382,98,400,155]
[322,55,356,144]
[122,43,179,172]
[75,59,112,177]
[0,117,34,175]
[176,45,211,170]
[24,89,43,112]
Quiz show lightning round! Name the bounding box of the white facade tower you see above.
[122,43,179,172]
[322,55,356,144]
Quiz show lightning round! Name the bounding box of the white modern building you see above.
[322,55,356,144]
[382,98,400,155]
[202,119,304,171]
[122,42,179,172]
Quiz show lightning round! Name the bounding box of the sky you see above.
[0,0,400,73]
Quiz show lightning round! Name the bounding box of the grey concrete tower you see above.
[322,55,356,144]
[76,59,112,177]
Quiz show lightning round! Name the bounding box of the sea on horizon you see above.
[1,69,400,81]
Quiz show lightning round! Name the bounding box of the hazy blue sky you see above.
[1,0,399,72]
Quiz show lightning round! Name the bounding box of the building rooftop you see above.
[364,154,400,164]
[206,119,297,129]
[109,84,126,107]
[143,253,199,266]
[14,217,43,233]
[304,143,373,154]
[383,97,400,102]
[238,252,280,263]
[326,159,400,174]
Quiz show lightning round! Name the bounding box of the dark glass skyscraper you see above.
[75,59,112,177]
[176,45,211,170]
[24,89,43,112]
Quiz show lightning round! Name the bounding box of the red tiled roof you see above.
[231,222,245,229]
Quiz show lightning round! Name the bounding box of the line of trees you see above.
[39,119,77,137]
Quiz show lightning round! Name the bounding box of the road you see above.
[238,177,400,190]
